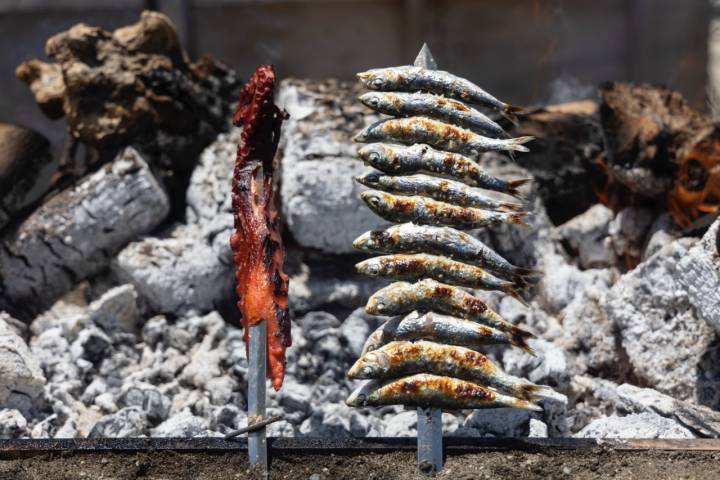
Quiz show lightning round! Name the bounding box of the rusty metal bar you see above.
[247,320,268,473]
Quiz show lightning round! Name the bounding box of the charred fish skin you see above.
[345,373,542,411]
[352,223,536,287]
[358,91,508,138]
[348,340,546,400]
[361,191,529,229]
[354,117,533,158]
[356,65,524,124]
[361,311,534,356]
[355,253,527,302]
[357,143,530,198]
[355,172,523,212]
[365,279,534,348]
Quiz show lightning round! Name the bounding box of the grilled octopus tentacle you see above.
[230,65,291,391]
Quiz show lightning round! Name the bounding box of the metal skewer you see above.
[413,42,444,477]
[248,320,268,474]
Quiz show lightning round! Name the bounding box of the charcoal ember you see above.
[87,284,140,335]
[556,204,616,269]
[0,123,56,231]
[117,386,171,425]
[16,11,239,209]
[112,223,234,317]
[151,408,207,437]
[502,338,570,391]
[277,79,386,254]
[512,101,604,224]
[70,327,111,365]
[0,314,46,408]
[0,409,28,439]
[575,412,694,439]
[0,147,169,320]
[88,406,148,438]
[677,216,720,334]
[614,384,720,438]
[599,82,711,198]
[603,238,720,407]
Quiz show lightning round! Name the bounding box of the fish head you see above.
[354,171,382,189]
[352,229,385,252]
[357,68,392,90]
[358,91,384,110]
[348,350,389,379]
[366,290,391,315]
[355,257,382,277]
[345,380,378,407]
[357,143,390,167]
[360,190,391,215]
[353,119,386,143]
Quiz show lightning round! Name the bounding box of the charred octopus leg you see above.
[230,65,290,391]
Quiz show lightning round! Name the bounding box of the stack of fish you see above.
[345,62,551,412]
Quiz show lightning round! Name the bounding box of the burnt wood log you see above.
[0,124,56,232]
[0,147,169,320]
[512,100,604,225]
[599,82,720,226]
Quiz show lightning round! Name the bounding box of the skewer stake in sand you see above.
[412,43,444,476]
[248,320,267,471]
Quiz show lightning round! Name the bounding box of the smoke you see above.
[547,74,594,105]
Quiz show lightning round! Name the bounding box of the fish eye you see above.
[369,97,379,106]
[358,393,366,403]
[367,152,380,162]
[366,263,380,276]
[362,366,374,377]
[370,78,384,89]
[367,196,381,209]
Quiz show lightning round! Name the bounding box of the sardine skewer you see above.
[361,311,535,356]
[357,143,530,198]
[354,117,533,158]
[348,340,548,400]
[356,253,529,303]
[358,91,509,138]
[361,191,529,229]
[356,65,524,124]
[365,279,535,349]
[345,373,542,411]
[352,223,538,289]
[355,172,523,212]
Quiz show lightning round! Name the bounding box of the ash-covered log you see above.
[0,147,169,320]
[15,11,240,213]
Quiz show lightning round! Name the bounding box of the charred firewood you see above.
[599,82,720,227]
[230,65,291,392]
[511,101,605,225]
[16,11,240,216]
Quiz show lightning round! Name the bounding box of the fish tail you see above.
[502,104,524,125]
[509,211,531,227]
[506,178,532,199]
[501,283,530,307]
[510,266,541,290]
[507,135,534,153]
[502,394,542,412]
[515,383,552,401]
[511,327,536,356]
[498,201,524,212]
